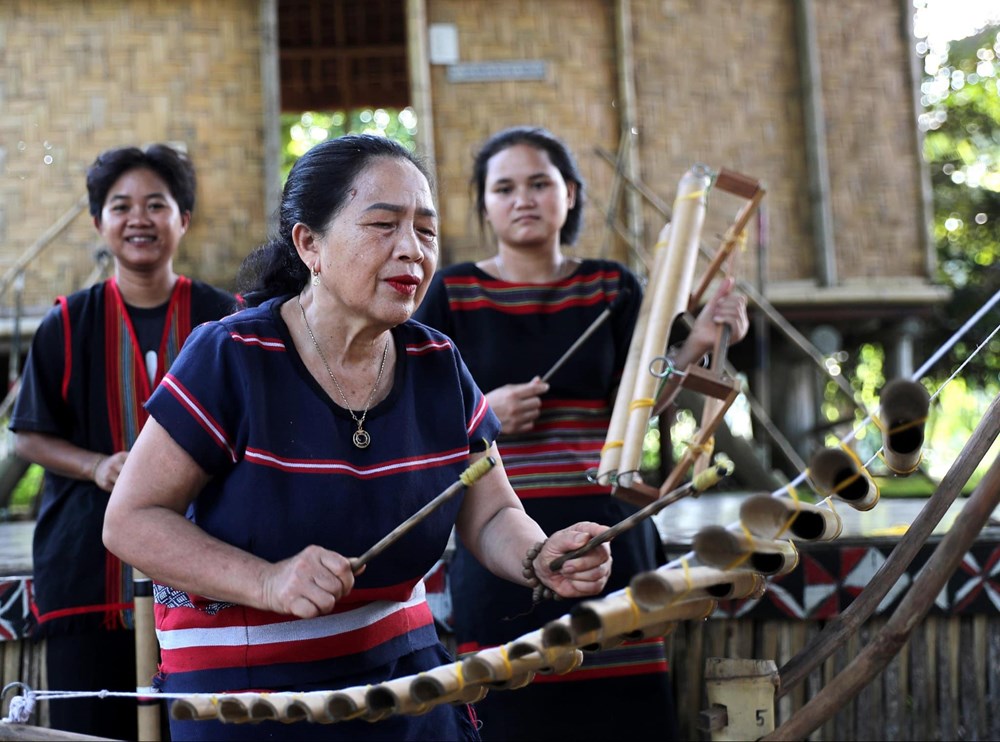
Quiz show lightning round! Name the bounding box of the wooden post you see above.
[702,657,780,741]
[132,568,160,741]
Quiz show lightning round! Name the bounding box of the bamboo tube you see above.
[569,593,718,649]
[366,675,433,717]
[170,695,221,722]
[487,671,536,691]
[597,234,658,485]
[216,692,265,723]
[251,693,306,724]
[693,525,799,576]
[328,686,381,722]
[617,165,711,487]
[807,447,880,511]
[461,646,538,688]
[132,568,161,740]
[878,379,931,475]
[507,628,582,673]
[629,600,717,641]
[410,667,489,706]
[286,691,338,724]
[739,494,843,542]
[461,637,580,689]
[630,566,766,611]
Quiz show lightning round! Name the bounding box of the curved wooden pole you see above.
[765,449,1000,740]
[777,390,1000,696]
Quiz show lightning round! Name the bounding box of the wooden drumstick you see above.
[540,287,632,384]
[547,458,734,571]
[349,455,496,573]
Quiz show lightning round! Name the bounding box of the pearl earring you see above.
[311,265,320,286]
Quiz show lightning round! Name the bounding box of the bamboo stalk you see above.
[617,166,710,487]
[597,235,658,485]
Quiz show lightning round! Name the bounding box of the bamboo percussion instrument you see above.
[739,494,843,542]
[540,287,631,383]
[807,447,880,511]
[548,457,734,571]
[878,378,931,475]
[693,525,800,576]
[629,565,767,611]
[349,454,495,572]
[615,165,712,489]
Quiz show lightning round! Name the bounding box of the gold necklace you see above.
[297,296,389,449]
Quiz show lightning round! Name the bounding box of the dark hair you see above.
[87,144,196,220]
[237,134,432,306]
[471,126,586,246]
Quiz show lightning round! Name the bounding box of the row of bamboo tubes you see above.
[167,561,768,726]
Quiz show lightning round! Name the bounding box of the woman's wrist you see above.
[89,454,106,482]
[522,540,556,602]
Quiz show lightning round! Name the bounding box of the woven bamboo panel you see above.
[427,0,620,266]
[0,0,267,313]
[428,0,929,289]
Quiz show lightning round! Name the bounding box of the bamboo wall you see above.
[426,0,620,265]
[426,0,934,298]
[0,0,937,311]
[0,0,267,312]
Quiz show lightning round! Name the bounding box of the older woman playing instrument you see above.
[102,134,612,742]
[413,125,749,741]
[10,143,237,740]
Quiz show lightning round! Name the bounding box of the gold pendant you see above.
[353,428,371,449]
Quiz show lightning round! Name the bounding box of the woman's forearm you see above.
[471,505,548,585]
[103,502,271,609]
[14,431,104,482]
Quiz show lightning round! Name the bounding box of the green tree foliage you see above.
[280,108,419,183]
[919,27,1000,387]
